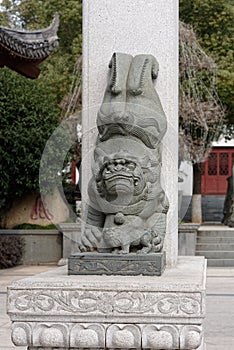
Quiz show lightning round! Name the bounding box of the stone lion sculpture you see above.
[79,53,169,254]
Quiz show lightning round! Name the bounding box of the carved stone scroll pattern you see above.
[12,322,203,349]
[10,290,202,316]
[69,256,163,275]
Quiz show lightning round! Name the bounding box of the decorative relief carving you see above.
[106,324,141,349]
[33,323,69,348]
[69,252,165,276]
[70,324,105,348]
[12,322,32,346]
[142,325,179,349]
[11,322,203,349]
[76,260,140,274]
[11,290,202,317]
[157,294,201,315]
[180,325,203,350]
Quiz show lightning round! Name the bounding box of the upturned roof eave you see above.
[0,13,59,60]
[0,13,59,42]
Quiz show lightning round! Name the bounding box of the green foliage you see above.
[180,0,234,131]
[0,235,24,268]
[0,1,82,222]
[13,223,56,229]
[0,0,82,107]
[180,0,234,52]
[0,68,59,215]
[216,70,234,126]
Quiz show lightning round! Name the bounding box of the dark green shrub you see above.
[0,236,24,268]
[0,68,60,219]
[13,223,56,230]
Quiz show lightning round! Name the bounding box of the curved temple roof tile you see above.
[0,13,59,78]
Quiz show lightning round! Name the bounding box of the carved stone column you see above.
[82,0,179,266]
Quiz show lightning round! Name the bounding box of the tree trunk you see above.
[192,163,202,223]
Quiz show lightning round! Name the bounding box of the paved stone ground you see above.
[205,267,234,349]
[0,264,234,349]
[0,265,57,350]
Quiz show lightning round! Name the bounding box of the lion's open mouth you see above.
[106,179,133,191]
[104,172,133,181]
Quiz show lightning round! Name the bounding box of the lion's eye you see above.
[127,163,135,171]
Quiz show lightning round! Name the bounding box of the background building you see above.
[180,138,234,222]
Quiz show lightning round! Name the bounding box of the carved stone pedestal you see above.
[7,256,206,350]
[68,252,166,276]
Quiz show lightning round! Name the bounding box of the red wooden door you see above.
[201,148,234,195]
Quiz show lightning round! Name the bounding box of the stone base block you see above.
[178,224,200,256]
[68,252,166,276]
[7,256,206,349]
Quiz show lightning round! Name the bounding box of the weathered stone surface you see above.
[0,229,61,264]
[12,322,204,350]
[79,53,169,258]
[82,0,179,266]
[68,252,166,276]
[7,257,206,349]
[178,223,200,256]
[1,189,69,229]
[58,222,81,260]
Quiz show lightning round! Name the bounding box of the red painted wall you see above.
[201,147,234,195]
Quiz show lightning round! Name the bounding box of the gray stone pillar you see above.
[82,0,178,266]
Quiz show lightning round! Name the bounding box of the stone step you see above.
[207,259,234,267]
[197,236,234,244]
[196,250,234,259]
[197,230,234,238]
[196,243,234,251]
